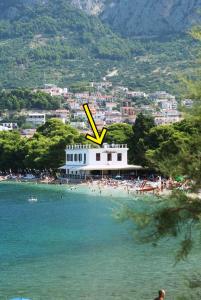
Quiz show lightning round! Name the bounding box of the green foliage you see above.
[0,88,60,110]
[129,113,155,165]
[0,119,83,170]
[105,123,133,144]
[146,116,201,185]
[109,103,201,263]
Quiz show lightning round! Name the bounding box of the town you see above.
[0,81,193,136]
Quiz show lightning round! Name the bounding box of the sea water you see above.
[0,182,200,300]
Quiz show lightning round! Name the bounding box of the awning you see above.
[59,164,143,171]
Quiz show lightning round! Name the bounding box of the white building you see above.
[48,109,70,124]
[182,99,194,108]
[0,125,12,131]
[26,113,46,126]
[157,99,178,110]
[42,84,68,96]
[1,123,18,130]
[150,91,175,101]
[60,143,142,178]
[154,110,182,125]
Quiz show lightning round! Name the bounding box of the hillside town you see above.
[0,81,193,136]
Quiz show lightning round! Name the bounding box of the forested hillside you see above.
[0,0,200,92]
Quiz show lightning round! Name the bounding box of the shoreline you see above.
[0,177,172,198]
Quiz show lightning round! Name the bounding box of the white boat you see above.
[28,196,38,203]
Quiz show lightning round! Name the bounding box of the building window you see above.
[79,154,82,162]
[117,153,122,161]
[84,153,86,164]
[107,153,112,161]
[70,154,73,161]
[74,154,78,162]
[67,154,71,161]
[96,153,101,161]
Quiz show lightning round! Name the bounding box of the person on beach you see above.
[154,289,165,300]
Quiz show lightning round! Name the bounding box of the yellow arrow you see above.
[83,103,107,146]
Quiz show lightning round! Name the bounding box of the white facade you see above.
[154,110,182,125]
[0,125,12,131]
[60,143,142,177]
[1,123,18,130]
[26,113,46,126]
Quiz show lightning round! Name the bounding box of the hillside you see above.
[0,0,133,86]
[70,0,201,37]
[0,0,200,92]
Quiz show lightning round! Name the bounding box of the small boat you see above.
[28,196,38,203]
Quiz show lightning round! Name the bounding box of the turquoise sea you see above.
[0,182,200,300]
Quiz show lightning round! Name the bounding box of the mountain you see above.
[0,0,132,87]
[0,0,200,92]
[70,0,105,15]
[70,0,201,37]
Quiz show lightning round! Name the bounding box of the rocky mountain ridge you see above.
[70,0,201,37]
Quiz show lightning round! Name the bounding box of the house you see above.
[59,143,142,178]
[42,84,68,96]
[149,91,176,101]
[126,91,147,99]
[1,123,18,130]
[0,125,12,131]
[70,122,87,130]
[105,111,122,124]
[26,113,46,126]
[21,128,37,138]
[48,109,70,124]
[154,110,182,125]
[105,102,117,111]
[157,99,178,110]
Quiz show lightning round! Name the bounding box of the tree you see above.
[129,113,155,165]
[105,123,133,145]
[0,119,85,171]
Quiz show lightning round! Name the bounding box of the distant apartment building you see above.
[121,106,136,117]
[70,122,87,130]
[41,84,68,97]
[126,91,147,99]
[26,113,46,126]
[94,110,105,122]
[1,123,18,130]
[105,111,122,124]
[157,99,178,110]
[48,109,70,124]
[21,129,37,138]
[90,81,112,90]
[154,110,182,125]
[67,99,80,110]
[72,109,87,121]
[105,102,117,111]
[0,125,12,131]
[150,91,175,101]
